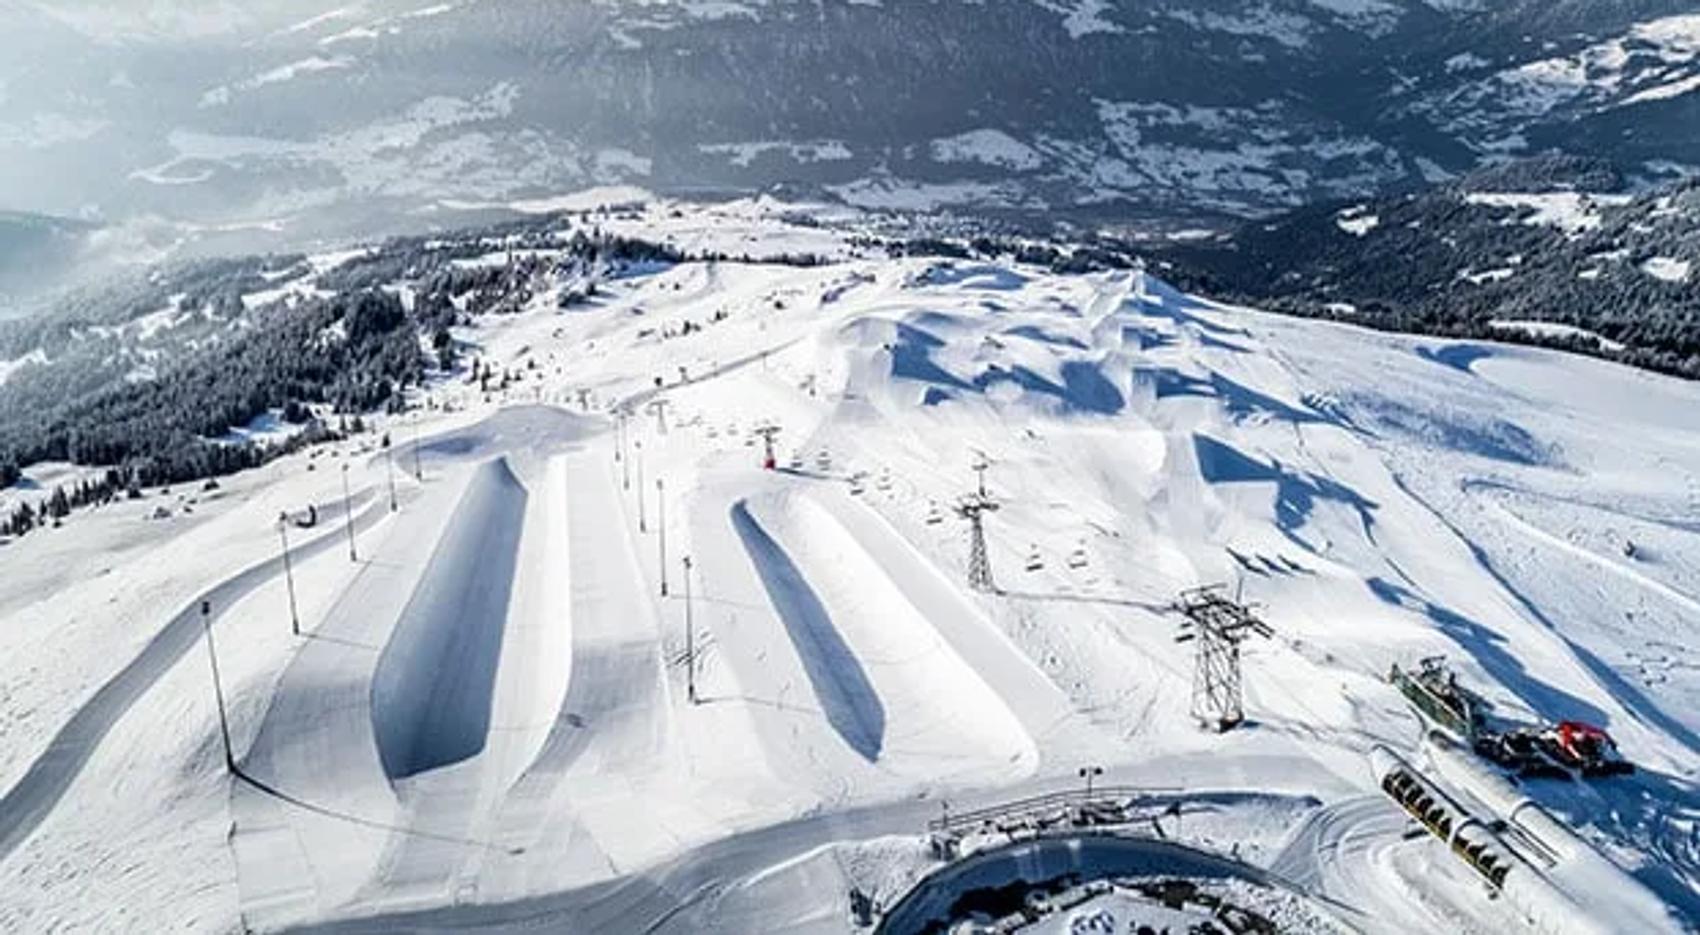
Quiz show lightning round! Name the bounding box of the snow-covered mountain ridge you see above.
[4,0,1699,260]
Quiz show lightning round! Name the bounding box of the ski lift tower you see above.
[754,423,781,470]
[956,497,1000,595]
[1173,585,1274,732]
[956,452,999,592]
[646,398,671,435]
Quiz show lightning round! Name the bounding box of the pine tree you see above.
[48,486,70,520]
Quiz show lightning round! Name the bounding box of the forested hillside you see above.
[1159,156,1700,379]
[0,220,686,509]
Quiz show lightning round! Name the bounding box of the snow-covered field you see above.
[1,203,1698,933]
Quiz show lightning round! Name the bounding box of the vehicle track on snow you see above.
[1268,793,1442,935]
[1461,478,1700,619]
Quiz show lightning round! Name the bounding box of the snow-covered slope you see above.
[0,204,1696,933]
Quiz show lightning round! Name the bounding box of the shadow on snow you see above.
[1193,433,1378,538]
[370,457,525,780]
[892,321,1126,416]
[1144,367,1329,427]
[730,501,885,761]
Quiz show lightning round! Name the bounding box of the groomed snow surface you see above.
[2,201,1699,933]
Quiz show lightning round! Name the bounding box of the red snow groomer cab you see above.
[1543,721,1634,777]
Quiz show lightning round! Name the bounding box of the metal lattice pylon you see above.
[956,494,1000,593]
[1173,585,1273,731]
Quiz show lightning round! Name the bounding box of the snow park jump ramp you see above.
[731,497,886,761]
[231,465,481,920]
[731,488,1036,782]
[370,456,527,780]
[230,408,592,924]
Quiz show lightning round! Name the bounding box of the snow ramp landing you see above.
[371,457,528,780]
[732,500,884,760]
[732,491,1035,781]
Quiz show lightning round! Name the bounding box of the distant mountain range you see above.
[3,0,1699,251]
[1156,155,1700,379]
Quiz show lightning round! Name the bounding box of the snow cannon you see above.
[1425,733,1683,934]
[1368,744,1613,935]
